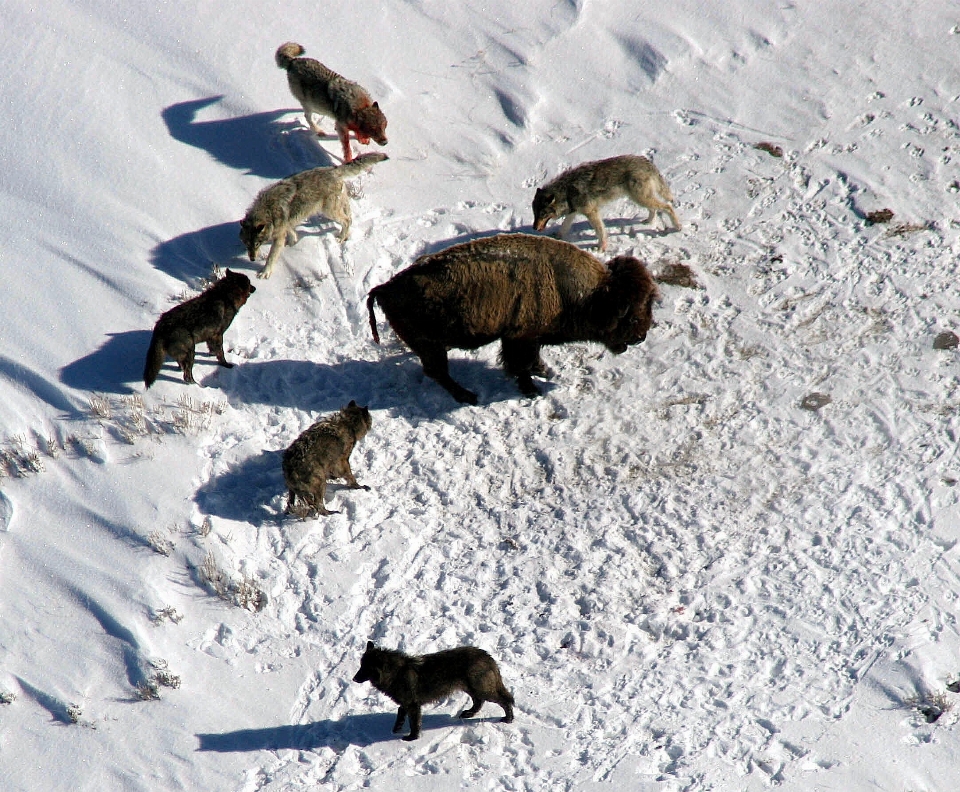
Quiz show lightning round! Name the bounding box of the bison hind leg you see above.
[414,341,478,405]
[500,339,545,398]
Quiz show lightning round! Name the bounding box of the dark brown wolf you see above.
[143,269,255,388]
[352,641,515,741]
[282,401,372,517]
[275,42,388,163]
[367,233,658,404]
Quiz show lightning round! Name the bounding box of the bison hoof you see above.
[450,388,478,405]
[530,360,554,379]
[517,377,542,398]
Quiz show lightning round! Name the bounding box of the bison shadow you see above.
[196,712,504,752]
[227,355,546,413]
[59,330,153,396]
[162,96,332,180]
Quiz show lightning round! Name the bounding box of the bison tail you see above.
[143,331,165,389]
[367,290,381,345]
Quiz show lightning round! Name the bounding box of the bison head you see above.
[593,256,659,353]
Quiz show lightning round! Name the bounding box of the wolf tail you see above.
[143,331,165,388]
[336,152,389,181]
[657,172,675,204]
[367,289,382,345]
[275,42,306,70]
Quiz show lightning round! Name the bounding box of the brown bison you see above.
[366,233,658,404]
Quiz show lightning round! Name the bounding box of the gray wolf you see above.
[282,400,372,517]
[352,641,515,741]
[275,42,388,163]
[143,269,255,388]
[239,152,388,279]
[532,154,681,251]
[367,233,658,404]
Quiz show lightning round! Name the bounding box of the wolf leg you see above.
[559,214,576,241]
[336,122,355,163]
[583,207,608,251]
[206,335,234,368]
[303,107,325,135]
[402,704,422,740]
[329,191,352,242]
[459,696,483,719]
[498,694,515,723]
[392,706,407,733]
[258,235,288,279]
[334,458,370,491]
[178,346,198,384]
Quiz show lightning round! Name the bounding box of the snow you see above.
[2,1,960,789]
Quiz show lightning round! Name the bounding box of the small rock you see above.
[919,704,944,724]
[755,142,784,158]
[800,393,832,411]
[933,331,959,350]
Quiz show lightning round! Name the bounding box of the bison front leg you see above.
[500,339,544,398]
[414,341,478,405]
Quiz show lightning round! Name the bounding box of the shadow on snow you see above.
[197,712,507,752]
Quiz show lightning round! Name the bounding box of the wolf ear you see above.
[373,101,379,108]
[348,400,357,408]
[366,640,375,650]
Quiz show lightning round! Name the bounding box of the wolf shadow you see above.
[59,330,152,395]
[162,96,331,180]
[196,712,490,752]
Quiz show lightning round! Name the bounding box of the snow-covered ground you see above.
[2,1,960,789]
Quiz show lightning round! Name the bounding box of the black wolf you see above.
[352,641,515,741]
[143,269,255,388]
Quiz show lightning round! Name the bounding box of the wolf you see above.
[143,269,255,388]
[367,234,658,404]
[532,154,681,251]
[282,401,372,518]
[275,42,388,163]
[352,642,515,741]
[239,152,387,279]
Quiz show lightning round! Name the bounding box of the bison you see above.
[366,233,658,404]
